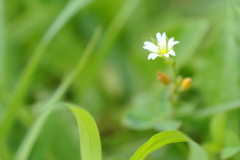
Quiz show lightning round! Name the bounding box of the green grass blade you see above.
[16,103,102,160]
[221,147,240,159]
[130,130,208,160]
[0,0,93,143]
[195,100,240,118]
[0,0,5,77]
[69,104,102,160]
[41,0,92,44]
[80,0,142,91]
[15,105,56,160]
[42,27,102,110]
[0,0,7,94]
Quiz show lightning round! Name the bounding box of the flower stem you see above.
[172,64,178,85]
[169,62,179,116]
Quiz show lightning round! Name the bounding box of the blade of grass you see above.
[41,27,102,111]
[0,0,7,100]
[0,0,5,81]
[16,103,102,160]
[130,130,208,160]
[80,0,142,92]
[15,28,102,159]
[223,3,240,135]
[195,100,240,118]
[0,0,93,143]
[69,104,102,160]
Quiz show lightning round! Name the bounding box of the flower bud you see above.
[181,78,192,90]
[156,71,170,85]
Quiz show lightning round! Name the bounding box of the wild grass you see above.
[0,0,240,160]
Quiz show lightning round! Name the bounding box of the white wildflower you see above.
[143,32,179,60]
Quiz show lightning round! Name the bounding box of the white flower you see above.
[143,32,179,60]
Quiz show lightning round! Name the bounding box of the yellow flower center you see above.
[158,47,168,55]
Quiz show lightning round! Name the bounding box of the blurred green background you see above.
[0,0,240,159]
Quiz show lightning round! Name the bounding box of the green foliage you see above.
[130,130,208,160]
[210,114,226,145]
[0,0,240,159]
[124,88,181,131]
[220,131,240,159]
[196,100,240,118]
[16,103,102,160]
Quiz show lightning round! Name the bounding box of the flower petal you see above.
[167,37,174,49]
[148,53,160,60]
[168,49,176,56]
[156,32,162,44]
[159,32,167,47]
[143,46,158,53]
[168,38,179,50]
[144,41,156,48]
[164,53,169,58]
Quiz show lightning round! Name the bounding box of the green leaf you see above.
[195,100,240,118]
[68,104,102,160]
[225,130,240,147]
[221,147,240,159]
[123,89,180,131]
[220,130,240,159]
[130,130,208,160]
[16,103,102,160]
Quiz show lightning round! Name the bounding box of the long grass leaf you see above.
[0,0,93,143]
[16,103,102,160]
[0,0,7,96]
[195,100,240,118]
[130,130,208,160]
[42,27,102,110]
[0,0,5,78]
[80,0,142,92]
[69,104,102,160]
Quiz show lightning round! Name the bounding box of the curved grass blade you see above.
[0,0,93,142]
[15,103,102,160]
[69,104,102,160]
[130,130,208,160]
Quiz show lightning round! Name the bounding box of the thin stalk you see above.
[171,64,178,85]
[169,62,179,103]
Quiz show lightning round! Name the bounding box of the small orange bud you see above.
[156,71,170,85]
[181,78,192,90]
